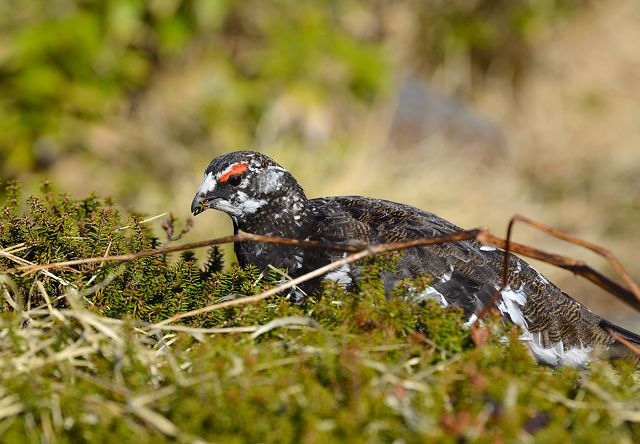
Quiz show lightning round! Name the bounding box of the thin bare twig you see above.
[155,230,485,326]
[12,232,363,274]
[8,222,640,312]
[509,214,640,303]
[474,218,519,322]
[607,329,640,356]
[477,216,640,357]
[5,214,639,357]
[476,230,640,312]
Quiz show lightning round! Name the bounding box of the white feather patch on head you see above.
[213,193,267,217]
[235,191,267,214]
[258,167,285,193]
[197,172,217,195]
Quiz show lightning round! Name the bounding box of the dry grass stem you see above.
[510,215,640,302]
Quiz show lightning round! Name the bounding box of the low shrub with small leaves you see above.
[0,183,638,443]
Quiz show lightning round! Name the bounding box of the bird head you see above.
[191,151,306,223]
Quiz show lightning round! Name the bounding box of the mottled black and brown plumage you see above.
[192,150,640,367]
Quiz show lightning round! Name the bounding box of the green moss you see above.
[0,185,638,442]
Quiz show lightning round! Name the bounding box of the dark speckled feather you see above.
[192,151,638,367]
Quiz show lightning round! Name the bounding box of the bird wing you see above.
[308,196,618,366]
[310,196,499,314]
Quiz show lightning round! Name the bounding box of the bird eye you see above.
[227,174,242,186]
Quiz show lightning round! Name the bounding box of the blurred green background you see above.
[1,0,639,328]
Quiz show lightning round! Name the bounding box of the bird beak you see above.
[191,194,208,216]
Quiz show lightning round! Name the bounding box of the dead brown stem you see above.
[607,329,640,356]
[8,222,640,314]
[510,214,640,303]
[476,230,640,312]
[156,229,485,325]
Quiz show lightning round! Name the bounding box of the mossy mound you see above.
[0,183,638,442]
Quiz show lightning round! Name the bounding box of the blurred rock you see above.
[388,76,506,163]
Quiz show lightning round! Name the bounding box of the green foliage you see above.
[415,0,592,85]
[0,181,226,322]
[0,186,638,442]
[0,0,590,178]
[0,0,388,176]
